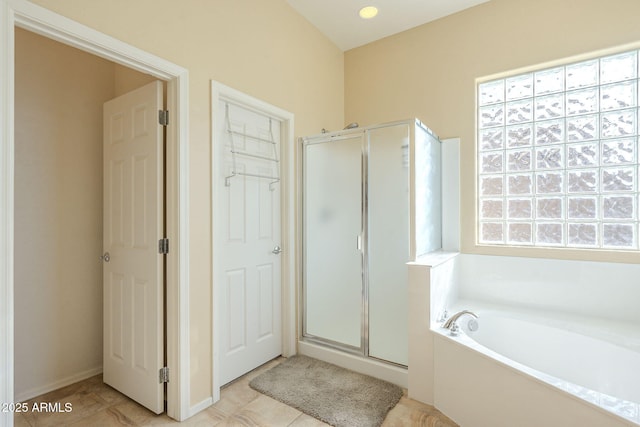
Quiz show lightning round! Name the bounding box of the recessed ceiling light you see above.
[359,6,379,19]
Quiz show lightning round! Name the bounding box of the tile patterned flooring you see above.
[15,358,458,426]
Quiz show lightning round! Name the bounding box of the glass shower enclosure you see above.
[301,119,442,366]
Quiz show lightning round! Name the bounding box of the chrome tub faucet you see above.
[442,310,478,336]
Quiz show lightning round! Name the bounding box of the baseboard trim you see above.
[188,396,213,418]
[15,366,103,402]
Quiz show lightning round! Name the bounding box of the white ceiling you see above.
[287,0,490,51]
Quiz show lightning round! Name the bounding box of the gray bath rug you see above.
[249,355,403,427]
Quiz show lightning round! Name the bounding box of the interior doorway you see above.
[14,28,167,413]
[1,1,190,422]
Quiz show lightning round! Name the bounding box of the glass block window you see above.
[478,49,640,250]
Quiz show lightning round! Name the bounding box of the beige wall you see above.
[345,0,640,263]
[114,64,156,98]
[25,0,345,408]
[14,28,164,400]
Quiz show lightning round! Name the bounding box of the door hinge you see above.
[159,238,169,254]
[158,110,169,126]
[159,366,170,383]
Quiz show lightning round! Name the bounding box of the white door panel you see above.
[103,81,164,414]
[215,101,282,385]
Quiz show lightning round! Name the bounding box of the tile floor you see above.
[14,358,458,426]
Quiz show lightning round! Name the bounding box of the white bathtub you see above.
[432,307,640,426]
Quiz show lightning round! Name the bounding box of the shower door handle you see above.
[356,235,362,251]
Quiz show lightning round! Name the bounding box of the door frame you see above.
[0,0,191,423]
[210,81,296,401]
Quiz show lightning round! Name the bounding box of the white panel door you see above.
[103,81,164,414]
[215,100,282,385]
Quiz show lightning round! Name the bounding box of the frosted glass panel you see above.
[415,127,442,257]
[367,124,410,366]
[303,136,363,348]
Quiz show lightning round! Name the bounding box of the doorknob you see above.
[272,246,282,255]
[100,252,111,262]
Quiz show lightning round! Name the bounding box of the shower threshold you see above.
[297,340,408,388]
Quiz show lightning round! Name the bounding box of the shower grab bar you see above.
[227,129,276,145]
[230,150,279,162]
[225,171,280,189]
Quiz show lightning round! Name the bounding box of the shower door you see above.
[303,134,364,350]
[301,124,412,364]
[301,120,440,367]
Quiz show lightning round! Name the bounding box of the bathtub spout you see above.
[443,310,478,336]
